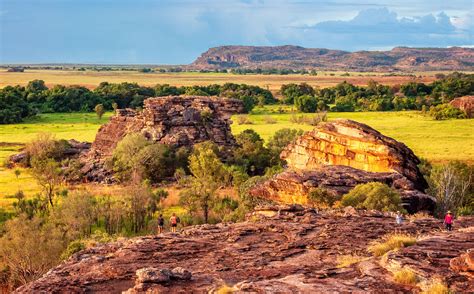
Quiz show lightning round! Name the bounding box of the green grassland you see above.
[0,108,473,210]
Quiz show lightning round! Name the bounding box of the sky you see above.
[0,0,472,64]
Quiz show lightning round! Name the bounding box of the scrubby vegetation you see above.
[341,182,402,212]
[281,73,473,114]
[392,267,418,285]
[368,234,416,256]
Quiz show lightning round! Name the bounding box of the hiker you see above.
[170,213,178,233]
[157,214,164,234]
[444,211,454,231]
[395,211,403,225]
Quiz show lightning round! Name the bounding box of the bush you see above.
[263,116,277,124]
[267,128,304,161]
[236,115,253,125]
[336,254,366,268]
[429,103,466,120]
[341,182,402,212]
[393,267,418,285]
[294,95,318,112]
[60,240,85,260]
[308,188,340,208]
[368,233,416,256]
[421,280,449,294]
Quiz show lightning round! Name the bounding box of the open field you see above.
[1,108,473,210]
[0,69,443,92]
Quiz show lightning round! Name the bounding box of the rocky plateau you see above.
[16,208,474,293]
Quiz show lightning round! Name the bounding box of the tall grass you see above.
[368,233,417,256]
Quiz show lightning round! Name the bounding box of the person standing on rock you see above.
[170,213,178,233]
[158,214,165,234]
[444,211,454,231]
[395,211,403,225]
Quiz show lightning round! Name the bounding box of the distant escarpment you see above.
[80,96,244,182]
[190,45,474,71]
[251,119,435,213]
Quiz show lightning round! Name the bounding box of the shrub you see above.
[263,116,277,124]
[429,103,466,120]
[236,115,253,125]
[308,188,340,208]
[294,95,318,112]
[336,254,366,268]
[341,182,402,212]
[60,240,85,260]
[421,279,449,294]
[368,233,416,256]
[393,267,418,285]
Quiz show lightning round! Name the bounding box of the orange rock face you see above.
[251,119,433,213]
[450,95,474,118]
[281,119,427,190]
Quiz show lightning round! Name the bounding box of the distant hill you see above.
[190,45,474,71]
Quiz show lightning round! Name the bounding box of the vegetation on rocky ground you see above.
[368,234,417,257]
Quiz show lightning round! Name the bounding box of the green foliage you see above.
[428,161,473,217]
[341,182,402,212]
[112,133,178,183]
[94,104,105,119]
[429,103,466,120]
[267,128,304,160]
[231,130,272,176]
[280,83,315,104]
[308,188,340,208]
[294,95,318,113]
[180,141,228,223]
[60,240,85,260]
[0,85,32,124]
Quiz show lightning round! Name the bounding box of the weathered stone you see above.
[450,95,474,118]
[81,96,244,182]
[136,268,170,283]
[281,119,427,190]
[251,120,434,213]
[15,214,474,293]
[451,250,474,277]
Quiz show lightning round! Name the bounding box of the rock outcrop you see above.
[190,45,474,71]
[450,95,474,118]
[16,211,474,293]
[81,96,244,182]
[251,119,434,213]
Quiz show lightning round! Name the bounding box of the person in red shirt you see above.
[444,211,454,231]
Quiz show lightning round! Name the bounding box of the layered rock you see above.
[450,95,474,118]
[251,119,434,213]
[90,96,244,158]
[81,96,244,182]
[16,211,474,293]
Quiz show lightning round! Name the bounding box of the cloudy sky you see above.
[0,0,472,64]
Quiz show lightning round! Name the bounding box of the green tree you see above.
[267,128,304,162]
[179,142,227,223]
[94,103,105,119]
[294,95,318,113]
[341,182,402,212]
[30,158,63,208]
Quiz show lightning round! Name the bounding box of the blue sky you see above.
[0,0,472,64]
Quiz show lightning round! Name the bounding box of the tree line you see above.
[0,81,276,124]
[282,72,473,116]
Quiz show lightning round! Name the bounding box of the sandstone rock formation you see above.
[191,45,474,71]
[451,249,474,278]
[251,119,434,213]
[81,96,244,182]
[16,211,474,293]
[450,95,474,118]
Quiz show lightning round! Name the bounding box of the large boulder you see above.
[251,119,434,213]
[81,96,244,182]
[450,95,474,118]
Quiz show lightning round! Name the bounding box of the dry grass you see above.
[421,279,450,294]
[336,254,367,268]
[0,69,440,92]
[393,267,418,285]
[368,234,417,256]
[211,285,237,294]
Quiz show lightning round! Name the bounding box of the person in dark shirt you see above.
[158,214,164,234]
